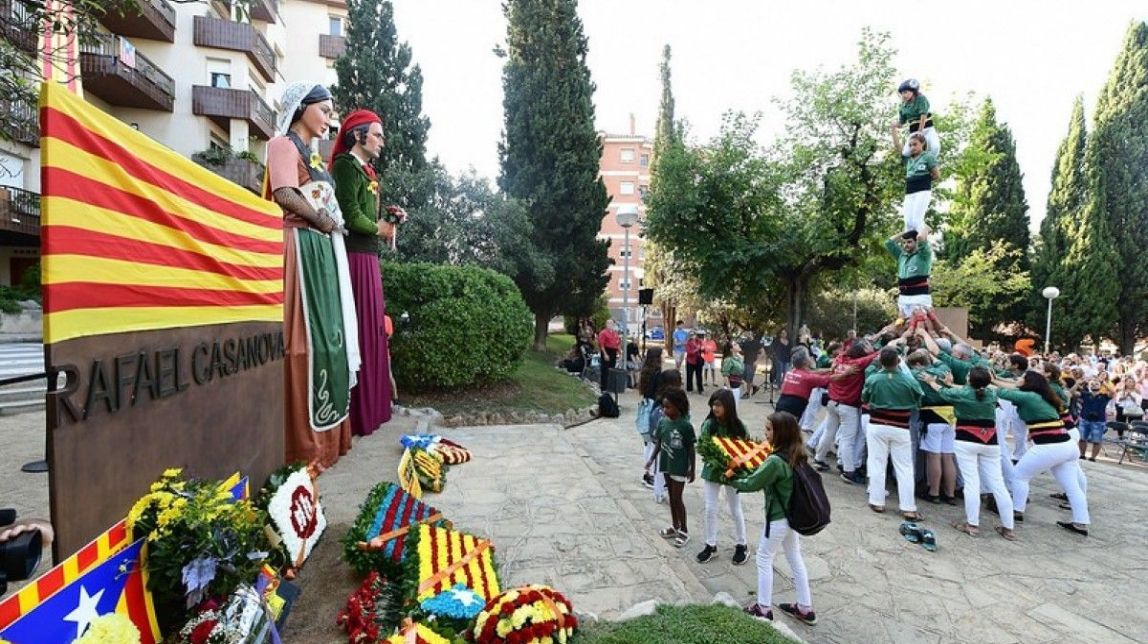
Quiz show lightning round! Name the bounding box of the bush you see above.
[384,261,532,391]
[804,288,897,340]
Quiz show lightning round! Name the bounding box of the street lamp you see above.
[1042,286,1060,355]
[616,204,640,338]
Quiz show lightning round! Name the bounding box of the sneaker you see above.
[732,544,749,565]
[642,473,654,489]
[744,602,773,621]
[779,603,818,625]
[841,471,865,485]
[696,544,718,563]
[813,460,830,472]
[673,531,690,548]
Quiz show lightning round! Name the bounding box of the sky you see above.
[390,0,1146,228]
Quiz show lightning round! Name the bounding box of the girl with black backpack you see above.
[730,411,817,625]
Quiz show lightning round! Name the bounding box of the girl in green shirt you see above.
[645,388,695,548]
[730,412,816,625]
[696,389,749,565]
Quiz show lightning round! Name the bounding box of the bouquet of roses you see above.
[383,205,408,225]
[175,586,272,644]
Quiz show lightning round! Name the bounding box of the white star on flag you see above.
[450,587,479,607]
[63,585,105,638]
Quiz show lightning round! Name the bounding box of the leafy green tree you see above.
[333,0,431,208]
[1090,21,1148,353]
[931,243,1032,334]
[497,0,610,349]
[1031,97,1118,350]
[646,30,905,336]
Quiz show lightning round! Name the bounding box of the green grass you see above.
[403,333,597,418]
[574,604,798,644]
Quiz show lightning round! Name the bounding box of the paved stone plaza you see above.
[3,388,1147,643]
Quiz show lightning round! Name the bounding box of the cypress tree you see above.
[333,0,431,206]
[944,98,1031,331]
[498,0,611,349]
[646,44,679,351]
[1032,97,1118,350]
[1090,21,1148,353]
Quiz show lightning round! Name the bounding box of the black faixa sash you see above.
[287,131,333,184]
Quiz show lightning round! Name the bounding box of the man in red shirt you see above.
[685,330,705,394]
[814,341,879,484]
[597,319,622,390]
[776,347,833,420]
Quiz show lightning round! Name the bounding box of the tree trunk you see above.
[1119,318,1136,356]
[533,312,550,352]
[662,303,676,354]
[785,274,805,341]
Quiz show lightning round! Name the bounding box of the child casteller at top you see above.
[896,78,940,157]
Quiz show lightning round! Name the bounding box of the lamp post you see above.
[1042,286,1060,355]
[616,205,640,338]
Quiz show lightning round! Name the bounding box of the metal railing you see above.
[0,97,39,147]
[0,187,41,237]
[193,15,277,82]
[80,32,175,102]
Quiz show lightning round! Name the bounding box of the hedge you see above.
[383,261,532,391]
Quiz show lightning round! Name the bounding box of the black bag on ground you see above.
[787,460,832,536]
[597,392,620,418]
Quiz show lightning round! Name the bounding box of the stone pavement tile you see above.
[1028,602,1141,644]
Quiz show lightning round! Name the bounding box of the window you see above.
[620,148,635,163]
[329,16,343,37]
[639,154,649,167]
[619,182,635,195]
[619,280,632,291]
[211,72,231,88]
[207,58,231,88]
[638,185,649,200]
[619,247,632,259]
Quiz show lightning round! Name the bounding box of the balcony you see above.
[192,85,277,140]
[0,0,36,53]
[0,97,39,147]
[193,16,277,82]
[80,33,174,112]
[96,0,176,43]
[319,34,345,59]
[0,187,40,241]
[193,156,265,195]
[249,0,279,23]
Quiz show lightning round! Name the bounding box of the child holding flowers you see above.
[696,389,749,565]
[646,387,695,548]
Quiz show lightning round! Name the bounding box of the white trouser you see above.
[703,480,747,547]
[854,412,870,471]
[897,293,934,319]
[755,519,812,610]
[867,423,917,512]
[901,189,932,233]
[816,402,862,472]
[800,388,824,431]
[954,440,1014,529]
[646,442,667,502]
[808,414,828,450]
[1068,428,1088,494]
[1010,439,1089,524]
[728,385,742,411]
[996,399,1027,460]
[902,126,941,157]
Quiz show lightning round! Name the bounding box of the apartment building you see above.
[0,0,348,286]
[598,121,655,333]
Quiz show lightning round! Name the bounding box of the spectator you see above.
[772,329,793,387]
[685,331,705,395]
[598,319,622,391]
[701,332,719,386]
[672,321,689,370]
[722,343,746,408]
[741,334,764,397]
[1077,379,1112,461]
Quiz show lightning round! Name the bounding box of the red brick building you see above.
[598,120,656,334]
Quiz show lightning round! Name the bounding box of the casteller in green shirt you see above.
[862,368,924,411]
[885,237,934,283]
[729,454,793,522]
[899,94,932,128]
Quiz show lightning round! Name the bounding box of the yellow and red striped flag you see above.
[38,0,83,96]
[38,83,283,344]
[413,524,499,603]
[712,436,772,477]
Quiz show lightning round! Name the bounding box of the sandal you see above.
[920,529,938,552]
[924,494,942,504]
[942,495,959,506]
[995,526,1018,541]
[899,521,923,543]
[673,531,690,548]
[868,504,886,514]
[1049,492,1068,501]
[952,521,979,537]
[902,511,924,521]
[659,527,678,539]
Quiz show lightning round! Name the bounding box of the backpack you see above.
[598,393,620,418]
[786,461,831,536]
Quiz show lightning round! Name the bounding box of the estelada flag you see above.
[0,538,159,643]
[357,483,446,563]
[413,524,499,604]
